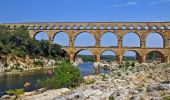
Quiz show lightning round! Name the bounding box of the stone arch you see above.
[123,50,141,63]
[39,26,44,30]
[100,50,117,62]
[122,32,141,47]
[86,25,91,29]
[144,26,149,30]
[107,26,112,29]
[74,49,95,62]
[79,25,84,29]
[146,32,164,48]
[152,25,158,30]
[66,26,71,29]
[100,32,118,47]
[93,25,98,29]
[53,31,70,46]
[129,25,134,30]
[74,32,96,47]
[122,25,127,30]
[146,50,165,62]
[46,25,51,29]
[137,25,142,30]
[114,25,119,30]
[100,25,105,29]
[59,26,64,30]
[34,31,49,41]
[73,25,78,29]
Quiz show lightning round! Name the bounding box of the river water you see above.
[0,62,110,97]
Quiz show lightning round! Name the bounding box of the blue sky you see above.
[1,0,169,56]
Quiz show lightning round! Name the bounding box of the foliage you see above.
[109,95,115,100]
[0,25,67,59]
[6,89,24,97]
[84,79,96,85]
[37,60,83,89]
[34,60,44,67]
[163,96,170,100]
[77,55,94,62]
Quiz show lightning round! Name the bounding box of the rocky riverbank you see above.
[2,62,170,100]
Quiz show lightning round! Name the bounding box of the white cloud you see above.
[104,1,137,8]
[149,0,170,5]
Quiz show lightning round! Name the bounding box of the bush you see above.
[37,60,83,89]
[6,89,24,98]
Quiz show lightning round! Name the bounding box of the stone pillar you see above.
[96,54,100,62]
[117,55,123,63]
[164,40,169,48]
[96,39,100,48]
[69,37,74,48]
[141,40,146,48]
[140,56,146,63]
[118,39,122,48]
[69,54,74,62]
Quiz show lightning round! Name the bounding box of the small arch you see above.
[129,26,134,30]
[100,50,117,62]
[114,25,119,30]
[167,26,170,29]
[123,50,141,63]
[144,26,149,30]
[152,25,157,30]
[92,25,97,29]
[146,51,165,63]
[74,32,96,47]
[54,32,69,46]
[59,26,64,30]
[53,25,57,29]
[107,26,112,30]
[122,32,141,47]
[100,26,105,30]
[79,25,84,29]
[86,25,91,30]
[100,32,118,47]
[33,26,37,30]
[39,26,44,30]
[137,26,142,30]
[46,25,51,30]
[74,50,95,62]
[66,26,71,29]
[27,26,31,29]
[146,32,164,48]
[122,25,127,30]
[160,26,165,30]
[34,31,49,41]
[73,25,78,30]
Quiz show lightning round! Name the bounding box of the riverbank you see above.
[2,62,170,100]
[0,67,54,77]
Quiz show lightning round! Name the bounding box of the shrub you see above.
[37,60,83,89]
[6,89,24,98]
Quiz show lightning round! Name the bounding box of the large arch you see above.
[74,32,96,47]
[53,32,69,46]
[122,32,141,47]
[146,51,165,63]
[100,32,118,47]
[100,50,117,62]
[74,49,95,62]
[34,31,49,41]
[123,50,141,63]
[146,32,164,48]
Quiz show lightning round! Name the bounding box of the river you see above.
[0,62,110,97]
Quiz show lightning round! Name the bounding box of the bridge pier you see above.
[140,56,146,63]
[117,55,123,63]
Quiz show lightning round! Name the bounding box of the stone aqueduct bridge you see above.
[1,22,170,63]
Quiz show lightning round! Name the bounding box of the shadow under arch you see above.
[100,32,118,47]
[122,32,141,47]
[146,50,165,63]
[146,32,164,48]
[123,50,141,63]
[53,31,70,46]
[100,50,118,62]
[34,31,49,41]
[74,49,95,62]
[74,32,96,47]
